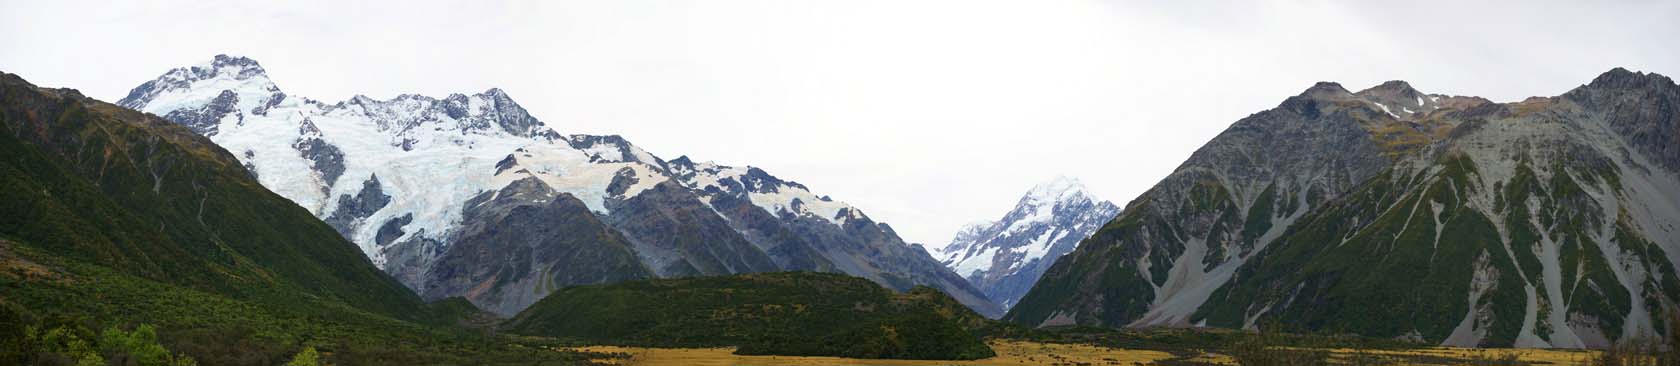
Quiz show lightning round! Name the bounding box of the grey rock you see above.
[411,177,653,316]
[602,180,782,277]
[159,89,239,136]
[375,213,412,247]
[293,119,346,188]
[324,174,392,240]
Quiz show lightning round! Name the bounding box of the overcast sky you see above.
[4,0,1677,246]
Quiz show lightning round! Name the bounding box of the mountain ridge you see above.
[1007,68,1680,348]
[119,54,1002,317]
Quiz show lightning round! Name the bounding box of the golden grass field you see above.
[573,340,1173,365]
[570,340,1604,366]
[1315,346,1599,365]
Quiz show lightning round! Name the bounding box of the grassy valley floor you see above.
[571,340,1606,366]
[573,340,1174,366]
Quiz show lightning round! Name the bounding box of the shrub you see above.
[1463,350,1520,366]
[13,322,197,366]
[1586,313,1680,366]
[1228,325,1329,366]
[285,347,320,366]
[23,324,104,366]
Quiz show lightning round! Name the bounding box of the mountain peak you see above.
[1588,67,1675,90]
[1356,79,1432,114]
[208,54,265,75]
[1294,81,1356,102]
[1025,175,1088,202]
[1304,81,1348,93]
[182,54,270,82]
[937,175,1121,310]
[1358,80,1421,97]
[118,54,280,111]
[1028,174,1081,194]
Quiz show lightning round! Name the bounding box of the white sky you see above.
[4,1,1677,246]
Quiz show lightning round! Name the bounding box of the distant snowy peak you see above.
[940,175,1110,264]
[937,176,1120,309]
[1020,175,1096,207]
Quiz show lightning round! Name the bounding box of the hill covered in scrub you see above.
[503,271,997,360]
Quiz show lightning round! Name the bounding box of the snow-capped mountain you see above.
[120,55,999,317]
[1008,70,1680,348]
[935,176,1119,310]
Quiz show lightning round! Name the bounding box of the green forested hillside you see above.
[0,71,421,319]
[504,271,996,360]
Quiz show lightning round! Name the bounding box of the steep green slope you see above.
[503,271,996,360]
[0,71,423,318]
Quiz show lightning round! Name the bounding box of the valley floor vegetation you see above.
[569,317,1679,366]
[8,249,1677,366]
[0,241,613,366]
[571,330,1658,366]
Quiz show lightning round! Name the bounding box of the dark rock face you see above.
[251,92,286,116]
[493,154,519,175]
[413,177,652,316]
[605,167,639,197]
[293,137,345,188]
[479,88,545,137]
[1565,68,1680,171]
[565,134,672,172]
[603,180,781,277]
[374,213,412,247]
[380,231,444,294]
[324,174,392,240]
[429,89,546,136]
[241,150,259,179]
[292,119,346,188]
[160,90,239,136]
[703,193,837,272]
